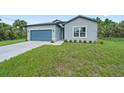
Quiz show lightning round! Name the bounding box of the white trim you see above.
[27,29,30,41]
[72,26,87,38]
[28,28,54,30]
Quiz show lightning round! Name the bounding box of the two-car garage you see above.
[27,24,63,42]
[30,30,52,41]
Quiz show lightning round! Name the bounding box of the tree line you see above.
[96,17,124,38]
[0,19,27,41]
[0,17,124,41]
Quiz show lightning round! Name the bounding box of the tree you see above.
[0,19,27,41]
[12,19,27,39]
[0,23,11,40]
[96,17,123,38]
[116,21,124,37]
[96,17,105,37]
[13,19,27,31]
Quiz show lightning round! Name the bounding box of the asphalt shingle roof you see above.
[26,15,96,27]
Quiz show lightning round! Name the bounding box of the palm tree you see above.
[12,19,27,39]
[13,19,27,31]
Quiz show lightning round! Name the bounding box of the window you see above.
[73,26,86,38]
[80,27,86,37]
[74,27,79,37]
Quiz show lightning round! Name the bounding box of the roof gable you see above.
[65,15,97,24]
[26,15,96,27]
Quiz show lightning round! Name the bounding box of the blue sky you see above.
[0,15,124,25]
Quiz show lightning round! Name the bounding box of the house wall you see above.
[64,18,97,41]
[55,25,62,41]
[27,25,56,41]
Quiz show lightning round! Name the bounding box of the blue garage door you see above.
[31,30,52,41]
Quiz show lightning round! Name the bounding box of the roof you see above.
[26,15,96,27]
[52,19,63,23]
[65,15,97,24]
[26,22,56,27]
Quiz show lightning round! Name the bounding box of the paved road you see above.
[0,41,50,62]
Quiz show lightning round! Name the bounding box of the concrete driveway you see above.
[0,41,64,62]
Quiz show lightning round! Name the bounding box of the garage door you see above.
[30,30,52,41]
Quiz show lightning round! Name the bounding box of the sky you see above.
[0,15,124,25]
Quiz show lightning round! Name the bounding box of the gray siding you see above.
[64,18,97,41]
[55,25,62,41]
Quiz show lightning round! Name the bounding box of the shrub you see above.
[69,40,72,43]
[99,41,104,44]
[51,40,55,43]
[79,40,82,43]
[64,40,68,42]
[83,40,87,43]
[74,40,77,43]
[89,41,92,44]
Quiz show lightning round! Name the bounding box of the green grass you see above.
[0,39,25,46]
[0,38,124,76]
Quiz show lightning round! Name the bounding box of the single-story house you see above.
[26,15,97,42]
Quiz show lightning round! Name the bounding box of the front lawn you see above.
[0,39,25,46]
[0,38,124,76]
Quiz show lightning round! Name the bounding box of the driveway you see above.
[0,41,63,62]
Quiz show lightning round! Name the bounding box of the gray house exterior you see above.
[26,15,97,42]
[27,24,62,41]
